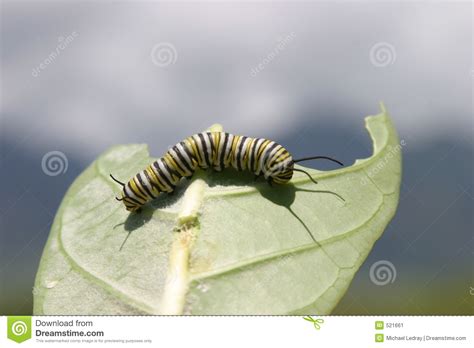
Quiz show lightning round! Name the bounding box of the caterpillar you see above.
[110,132,343,213]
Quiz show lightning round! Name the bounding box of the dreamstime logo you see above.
[32,286,40,296]
[11,321,28,336]
[151,42,178,67]
[7,317,32,343]
[41,151,68,176]
[32,279,107,305]
[250,252,297,296]
[32,31,79,77]
[164,265,180,286]
[360,139,406,186]
[369,260,397,286]
[250,32,296,77]
[369,42,396,67]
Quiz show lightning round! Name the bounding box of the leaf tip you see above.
[207,124,223,132]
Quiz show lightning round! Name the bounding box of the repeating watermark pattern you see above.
[303,316,324,330]
[150,42,178,67]
[31,31,78,77]
[32,277,109,306]
[369,260,397,286]
[163,264,180,288]
[41,151,68,176]
[369,42,396,67]
[250,32,296,77]
[7,316,32,343]
[360,139,406,186]
[469,286,474,296]
[248,252,297,296]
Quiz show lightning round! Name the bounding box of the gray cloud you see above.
[1,2,471,160]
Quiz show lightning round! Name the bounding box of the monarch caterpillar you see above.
[110,132,343,213]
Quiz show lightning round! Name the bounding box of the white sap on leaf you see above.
[196,282,210,293]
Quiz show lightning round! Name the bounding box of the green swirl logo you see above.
[7,316,31,343]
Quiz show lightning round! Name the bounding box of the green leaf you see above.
[34,104,402,315]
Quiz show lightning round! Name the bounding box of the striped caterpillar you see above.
[110,132,343,213]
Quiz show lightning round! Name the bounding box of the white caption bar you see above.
[0,316,472,347]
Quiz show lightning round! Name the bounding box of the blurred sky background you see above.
[0,1,472,315]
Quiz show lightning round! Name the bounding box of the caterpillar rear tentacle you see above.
[110,132,343,213]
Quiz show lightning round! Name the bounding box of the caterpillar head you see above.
[110,174,142,213]
[121,190,142,213]
[267,156,294,184]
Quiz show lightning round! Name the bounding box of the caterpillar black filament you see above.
[110,132,343,213]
